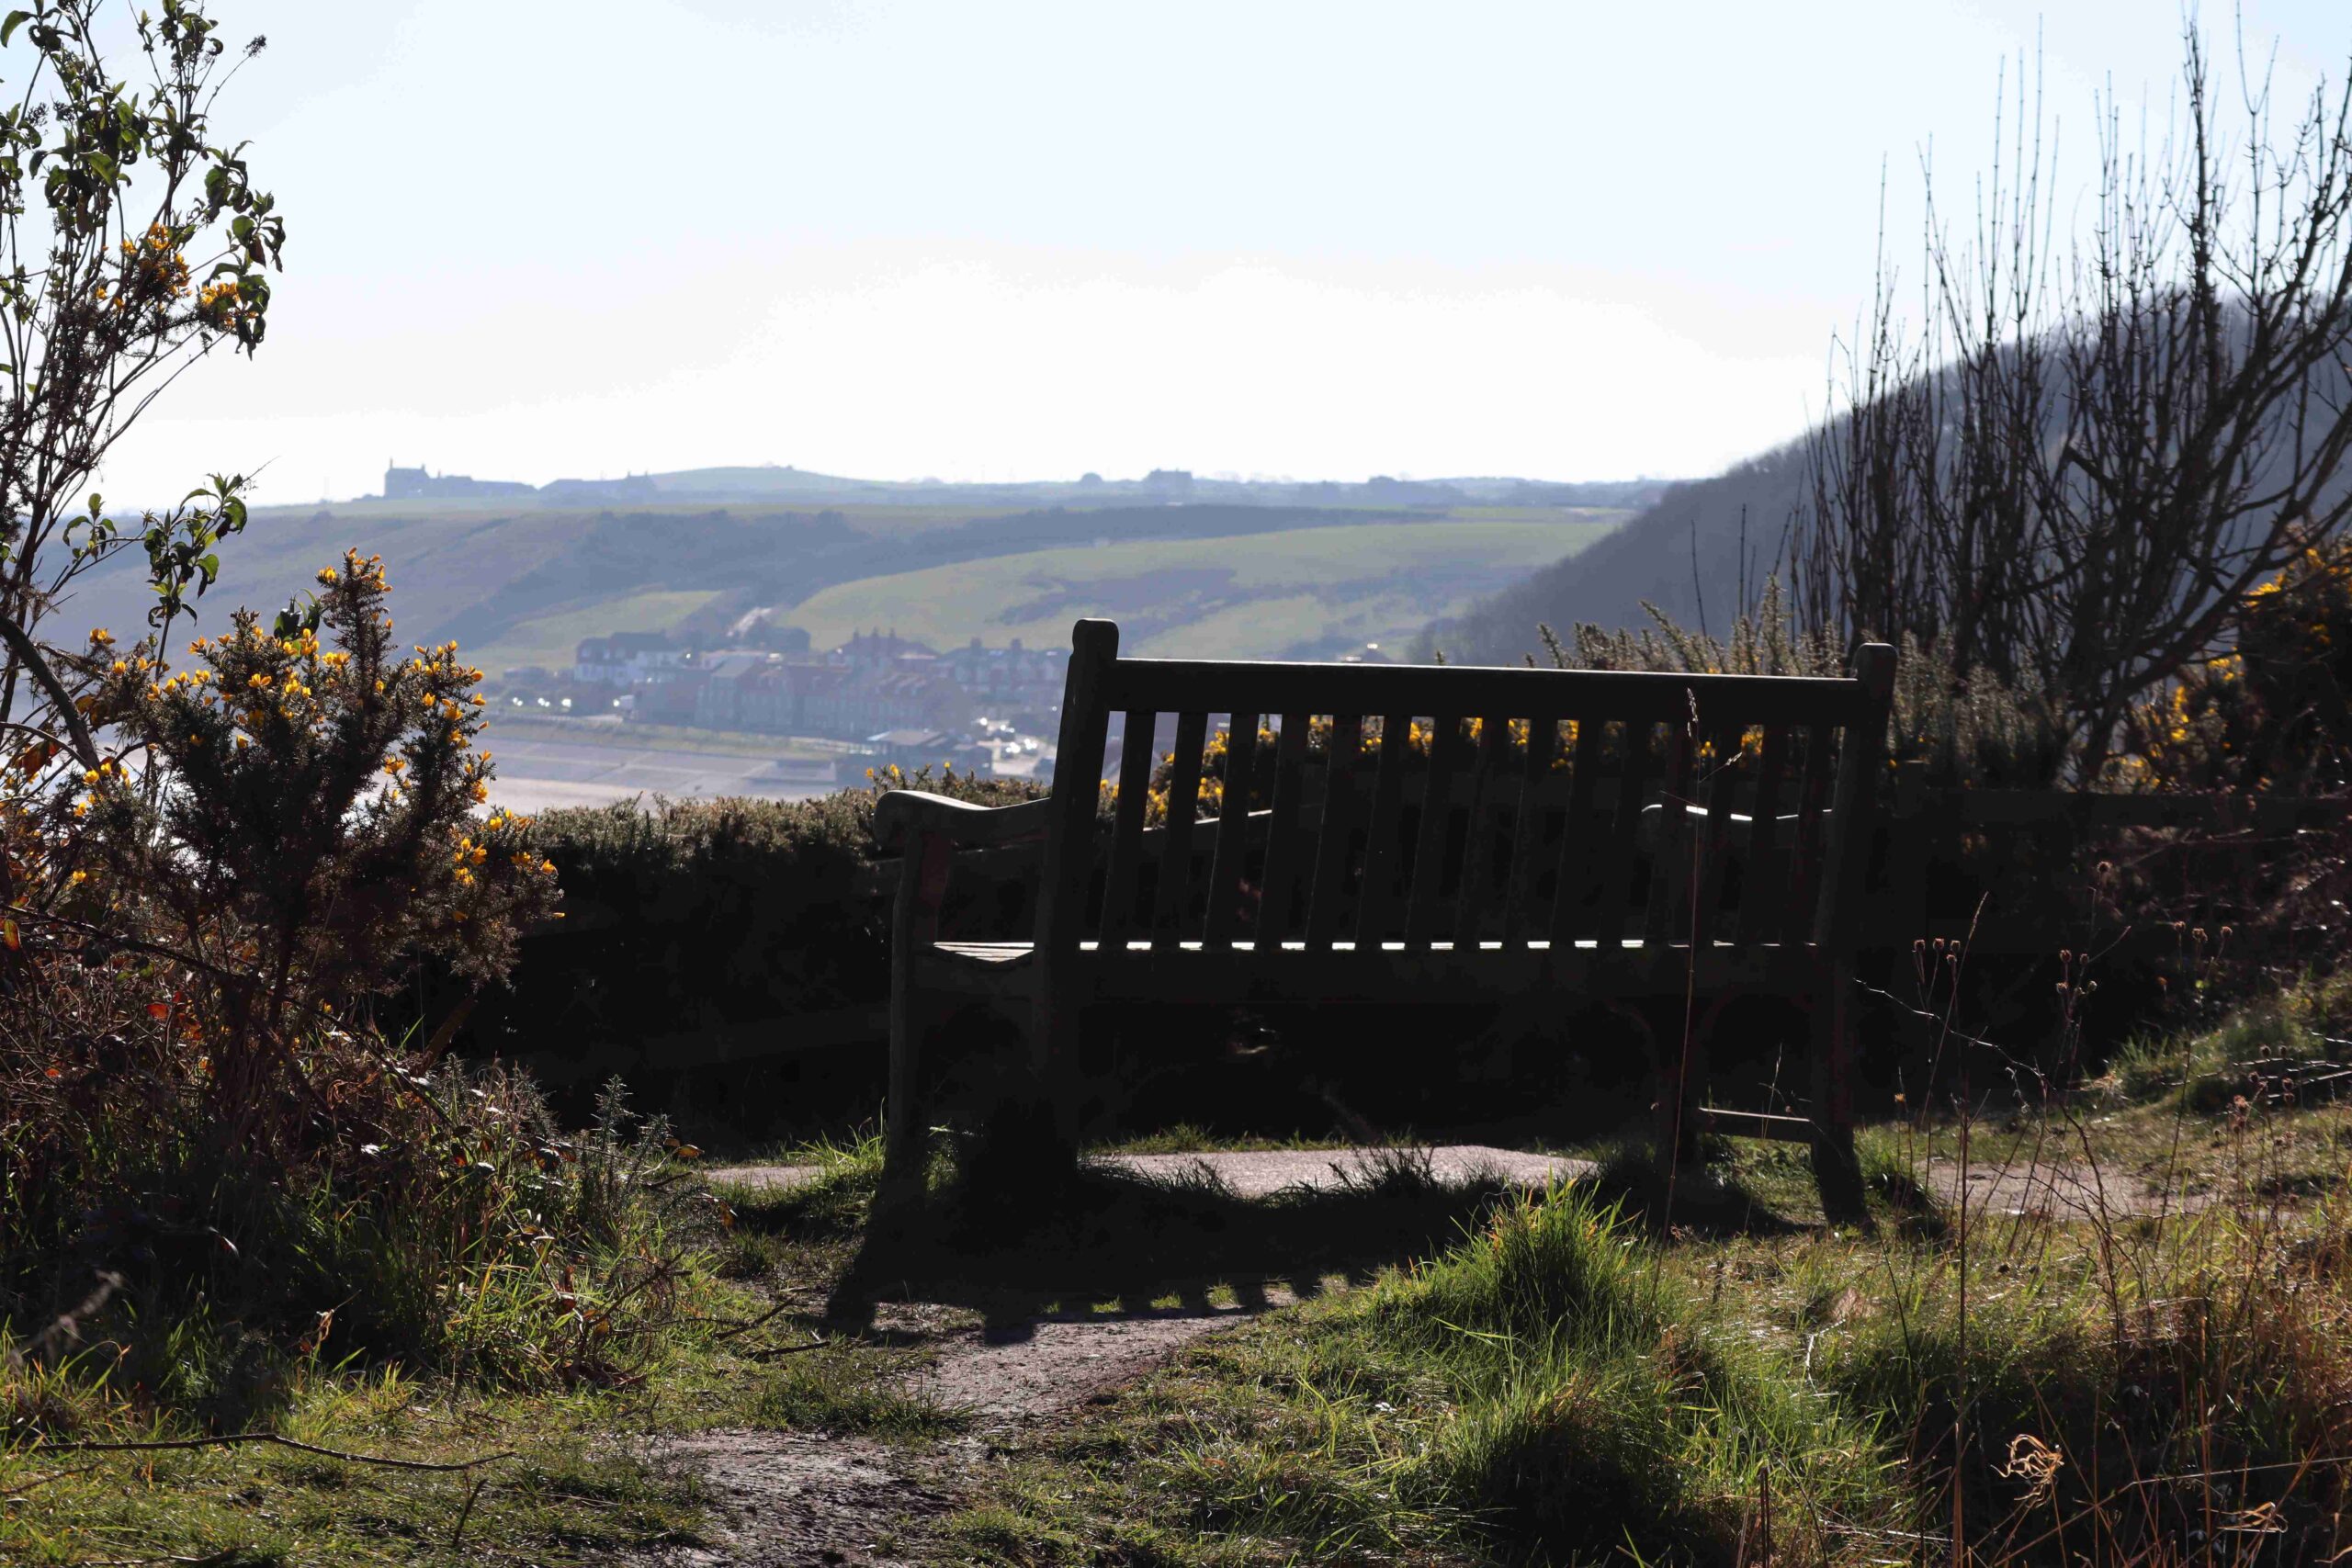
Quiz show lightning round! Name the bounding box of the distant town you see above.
[516,624,1070,784]
[495,620,1399,788]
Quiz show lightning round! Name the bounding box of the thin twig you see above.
[22,1431,514,1472]
[700,1297,798,1342]
[450,1473,486,1550]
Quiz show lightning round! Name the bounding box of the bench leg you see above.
[883,831,954,1193]
[1809,958,1866,1220]
[883,958,929,1190]
[1026,987,1085,1179]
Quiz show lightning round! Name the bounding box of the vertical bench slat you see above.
[1735,724,1792,945]
[1202,714,1261,946]
[1306,714,1365,947]
[1254,713,1313,949]
[1503,715,1559,945]
[1597,720,1655,944]
[1154,710,1209,936]
[1352,712,1415,944]
[1646,720,1698,945]
[1100,710,1159,944]
[1693,721,1747,943]
[1547,717,1606,943]
[1781,723,1838,944]
[1453,715,1511,947]
[1405,715,1465,945]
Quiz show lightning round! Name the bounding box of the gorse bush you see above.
[0,557,712,1434]
[2129,538,2352,795]
[33,551,560,1134]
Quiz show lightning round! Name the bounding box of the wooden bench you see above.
[876,619,1896,1213]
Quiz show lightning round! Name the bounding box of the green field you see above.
[54,498,1624,672]
[784,518,1618,659]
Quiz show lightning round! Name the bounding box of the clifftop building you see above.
[383,461,533,501]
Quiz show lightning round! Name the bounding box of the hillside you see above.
[1428,335,2352,668]
[786,515,1620,660]
[53,495,1629,676]
[1417,439,1806,666]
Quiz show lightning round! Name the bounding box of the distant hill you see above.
[1430,319,2352,670]
[53,493,1633,679]
[1418,440,1806,665]
[364,459,1674,514]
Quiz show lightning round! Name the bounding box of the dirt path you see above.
[648,1145,1570,1564]
[640,1429,959,1567]
[1923,1154,2218,1220]
[703,1143,1589,1200]
[641,1295,1316,1566]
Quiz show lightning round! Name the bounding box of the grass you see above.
[0,1120,974,1562]
[910,976,2352,1565]
[18,979,2352,1563]
[1090,1124,1356,1155]
[464,588,726,675]
[780,518,1621,659]
[0,1371,714,1564]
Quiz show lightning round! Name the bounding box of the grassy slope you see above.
[465,588,725,675]
[786,516,1620,659]
[55,500,1625,679]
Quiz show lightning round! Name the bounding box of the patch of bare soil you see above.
[912,1294,1300,1422]
[633,1303,1296,1565]
[1926,1156,2216,1219]
[636,1428,963,1568]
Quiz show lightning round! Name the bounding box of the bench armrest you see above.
[873,789,1054,853]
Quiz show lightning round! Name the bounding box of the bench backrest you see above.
[1035,619,1895,958]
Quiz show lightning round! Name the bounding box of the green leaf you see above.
[0,12,30,47]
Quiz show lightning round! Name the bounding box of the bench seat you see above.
[921,937,1824,1001]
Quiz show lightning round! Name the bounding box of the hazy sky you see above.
[68,0,2352,503]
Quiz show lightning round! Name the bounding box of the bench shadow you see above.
[814,1144,1802,1330]
[820,1155,1460,1327]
